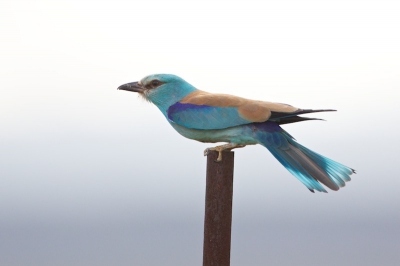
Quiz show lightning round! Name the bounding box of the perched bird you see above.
[118,74,355,193]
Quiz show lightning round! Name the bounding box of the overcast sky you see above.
[1,0,400,265]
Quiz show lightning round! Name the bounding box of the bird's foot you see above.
[204,143,246,162]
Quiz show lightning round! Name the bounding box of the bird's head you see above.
[118,74,197,112]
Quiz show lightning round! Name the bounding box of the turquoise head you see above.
[118,74,197,115]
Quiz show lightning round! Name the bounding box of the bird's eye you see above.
[151,80,161,87]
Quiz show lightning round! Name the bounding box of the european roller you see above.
[118,74,355,193]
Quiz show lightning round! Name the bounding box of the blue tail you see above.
[253,122,356,193]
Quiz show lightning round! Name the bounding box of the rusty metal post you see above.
[203,150,234,266]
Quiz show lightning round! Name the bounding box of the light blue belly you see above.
[169,122,259,145]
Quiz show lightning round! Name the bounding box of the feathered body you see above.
[118,74,355,193]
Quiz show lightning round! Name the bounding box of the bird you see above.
[118,74,355,193]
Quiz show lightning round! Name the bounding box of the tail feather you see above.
[267,146,328,192]
[254,122,355,193]
[288,145,340,190]
[298,143,355,179]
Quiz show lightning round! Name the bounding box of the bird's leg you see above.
[204,143,246,162]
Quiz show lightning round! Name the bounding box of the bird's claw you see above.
[204,147,224,162]
[204,146,223,162]
[203,143,246,162]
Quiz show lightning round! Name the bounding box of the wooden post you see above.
[203,150,234,266]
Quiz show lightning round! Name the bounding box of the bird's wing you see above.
[167,91,299,130]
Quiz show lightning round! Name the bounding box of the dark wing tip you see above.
[277,116,325,125]
[271,109,337,125]
[298,108,337,113]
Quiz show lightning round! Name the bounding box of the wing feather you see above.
[167,102,249,129]
[167,91,326,130]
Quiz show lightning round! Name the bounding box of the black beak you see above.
[117,82,145,93]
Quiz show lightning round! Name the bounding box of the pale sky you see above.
[1,0,400,265]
